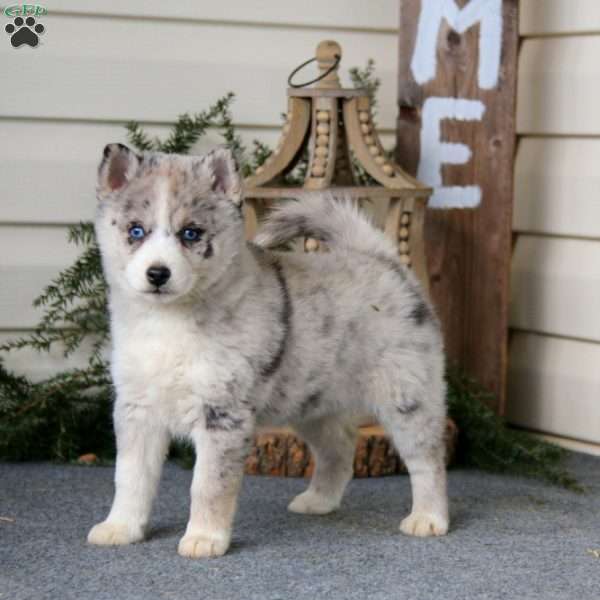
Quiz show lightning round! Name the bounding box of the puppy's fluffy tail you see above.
[254,194,398,259]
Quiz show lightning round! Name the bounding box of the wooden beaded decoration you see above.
[244,40,432,293]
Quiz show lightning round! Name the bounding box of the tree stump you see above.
[244,418,458,477]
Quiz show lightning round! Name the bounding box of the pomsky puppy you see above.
[87,143,449,558]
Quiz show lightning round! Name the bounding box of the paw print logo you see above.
[5,16,45,48]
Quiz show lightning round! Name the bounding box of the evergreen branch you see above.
[349,59,381,116]
[446,368,582,492]
[159,93,236,155]
[212,97,247,169]
[243,140,272,178]
[0,360,114,461]
[125,121,156,151]
[67,222,97,246]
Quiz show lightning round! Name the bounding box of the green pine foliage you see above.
[125,92,243,157]
[0,223,111,461]
[446,370,582,492]
[0,66,579,490]
[349,59,381,116]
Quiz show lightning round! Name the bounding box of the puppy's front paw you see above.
[399,512,448,537]
[87,520,144,546]
[288,490,340,515]
[178,532,230,559]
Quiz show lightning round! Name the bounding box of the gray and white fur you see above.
[87,144,449,559]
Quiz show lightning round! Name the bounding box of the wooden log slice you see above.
[244,418,458,477]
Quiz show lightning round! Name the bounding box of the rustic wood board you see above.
[244,420,458,478]
[396,0,519,413]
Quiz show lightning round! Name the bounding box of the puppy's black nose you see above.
[146,265,171,287]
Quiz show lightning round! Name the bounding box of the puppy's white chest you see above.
[112,310,211,414]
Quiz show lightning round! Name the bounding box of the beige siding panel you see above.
[514,138,600,238]
[50,1,398,31]
[526,432,600,458]
[517,37,600,135]
[0,332,94,382]
[0,15,398,129]
[0,121,280,224]
[0,120,394,225]
[520,0,600,36]
[507,333,600,444]
[510,236,600,342]
[0,226,77,329]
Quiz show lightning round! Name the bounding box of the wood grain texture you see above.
[396,0,518,413]
[244,421,458,477]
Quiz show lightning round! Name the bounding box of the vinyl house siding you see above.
[0,0,398,377]
[507,0,600,450]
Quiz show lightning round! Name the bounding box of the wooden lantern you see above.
[243,40,433,293]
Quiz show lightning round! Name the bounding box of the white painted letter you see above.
[418,97,485,208]
[410,0,502,90]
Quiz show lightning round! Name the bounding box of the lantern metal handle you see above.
[287,54,341,89]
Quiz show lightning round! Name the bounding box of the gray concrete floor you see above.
[1,454,599,600]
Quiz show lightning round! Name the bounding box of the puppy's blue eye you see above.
[181,228,203,243]
[128,225,146,240]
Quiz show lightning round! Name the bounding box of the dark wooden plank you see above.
[396,0,518,413]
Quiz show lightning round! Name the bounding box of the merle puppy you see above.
[88,144,449,558]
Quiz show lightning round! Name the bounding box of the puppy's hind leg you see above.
[373,363,449,537]
[288,417,357,515]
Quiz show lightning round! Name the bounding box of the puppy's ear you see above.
[98,144,141,195]
[206,147,242,206]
